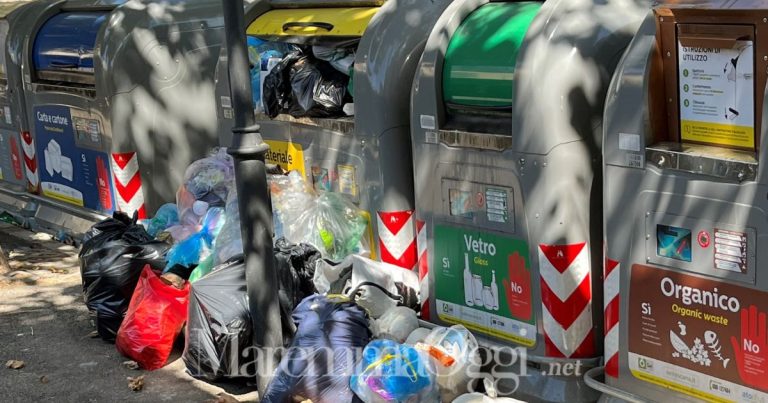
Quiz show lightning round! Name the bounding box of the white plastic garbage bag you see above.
[373,306,419,343]
[314,255,420,318]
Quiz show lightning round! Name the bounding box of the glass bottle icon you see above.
[491,270,499,311]
[463,253,474,306]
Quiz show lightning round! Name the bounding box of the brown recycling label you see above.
[629,264,768,402]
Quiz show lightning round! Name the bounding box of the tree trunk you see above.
[0,244,11,275]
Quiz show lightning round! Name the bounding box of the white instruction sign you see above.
[678,40,754,148]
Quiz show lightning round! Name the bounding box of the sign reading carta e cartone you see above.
[629,264,768,403]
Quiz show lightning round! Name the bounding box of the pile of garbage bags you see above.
[76,147,514,402]
[261,45,354,119]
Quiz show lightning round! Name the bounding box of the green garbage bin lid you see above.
[443,2,542,109]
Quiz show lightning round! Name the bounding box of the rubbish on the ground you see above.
[127,375,145,392]
[212,193,243,266]
[312,46,355,75]
[284,192,369,261]
[88,330,99,339]
[405,328,432,346]
[122,360,140,370]
[184,258,252,380]
[269,171,316,240]
[373,306,419,343]
[274,238,322,338]
[39,375,48,384]
[5,360,24,369]
[146,204,179,237]
[262,294,371,403]
[165,207,225,271]
[350,339,438,402]
[418,325,480,401]
[0,211,18,225]
[314,255,419,318]
[116,266,190,371]
[79,212,169,342]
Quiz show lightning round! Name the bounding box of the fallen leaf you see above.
[122,360,139,370]
[127,375,145,392]
[5,360,24,369]
[39,375,48,384]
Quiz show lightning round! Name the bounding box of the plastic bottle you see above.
[463,253,474,306]
[491,270,499,311]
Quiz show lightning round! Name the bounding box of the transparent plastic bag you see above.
[418,325,480,401]
[269,171,316,239]
[350,339,437,403]
[212,193,243,266]
[165,207,226,270]
[284,192,368,261]
[177,148,235,227]
[146,203,179,237]
[373,307,419,343]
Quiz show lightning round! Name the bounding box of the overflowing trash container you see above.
[11,0,225,235]
[410,0,650,401]
[215,0,452,269]
[590,1,768,402]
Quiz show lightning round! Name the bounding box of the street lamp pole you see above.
[221,0,282,393]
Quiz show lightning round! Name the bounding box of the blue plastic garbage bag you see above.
[165,207,225,272]
[262,294,372,403]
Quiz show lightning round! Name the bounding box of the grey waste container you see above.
[590,2,768,402]
[0,1,54,211]
[410,0,649,401]
[214,0,451,270]
[17,0,224,235]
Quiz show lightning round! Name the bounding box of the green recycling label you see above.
[433,224,536,347]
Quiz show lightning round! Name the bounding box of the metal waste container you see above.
[591,2,768,402]
[17,0,224,234]
[214,0,451,269]
[0,1,55,214]
[411,0,649,401]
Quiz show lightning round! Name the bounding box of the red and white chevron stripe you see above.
[604,258,620,378]
[377,210,417,269]
[10,136,23,181]
[539,242,595,358]
[20,131,39,192]
[416,219,429,319]
[111,152,146,218]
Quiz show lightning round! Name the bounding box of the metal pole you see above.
[221,0,282,393]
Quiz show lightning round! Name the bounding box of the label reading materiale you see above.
[485,188,509,223]
[629,264,768,403]
[433,224,535,347]
[678,41,755,149]
[714,229,747,274]
[264,140,305,176]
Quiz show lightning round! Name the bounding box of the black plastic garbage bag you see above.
[79,212,169,342]
[183,258,253,380]
[288,56,349,118]
[263,51,303,118]
[262,294,371,403]
[274,238,321,338]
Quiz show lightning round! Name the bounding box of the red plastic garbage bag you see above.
[116,266,190,370]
